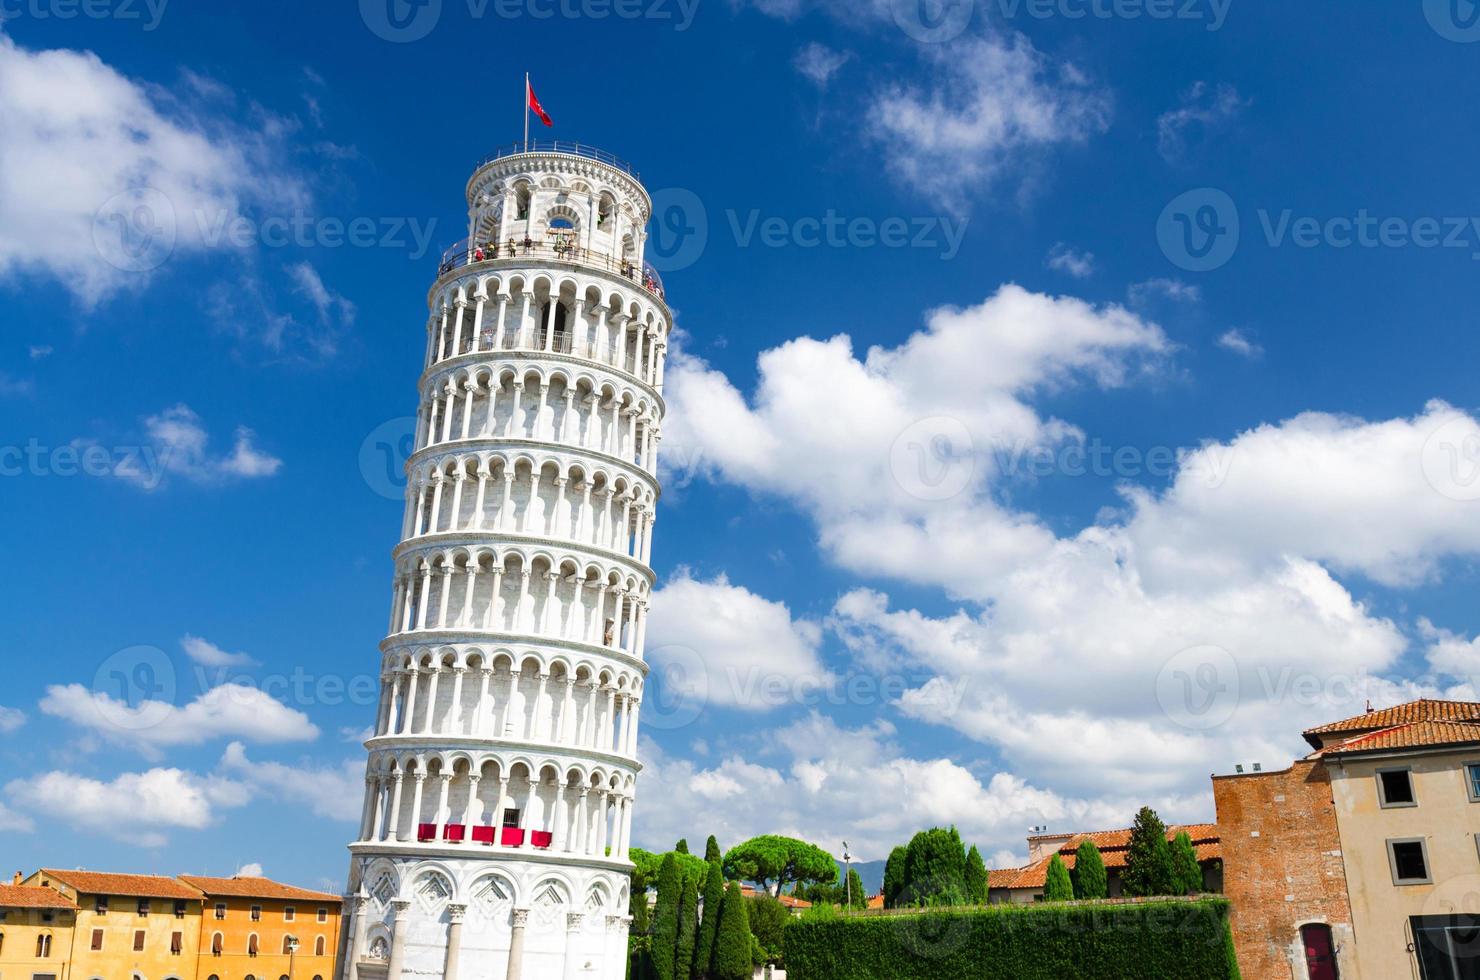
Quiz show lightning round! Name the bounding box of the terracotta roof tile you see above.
[989,825,1221,891]
[1320,719,1480,755]
[178,876,342,904]
[40,870,202,900]
[0,885,78,910]
[1303,699,1480,747]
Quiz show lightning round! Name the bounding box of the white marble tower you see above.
[338,141,669,980]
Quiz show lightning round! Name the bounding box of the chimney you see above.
[13,871,21,885]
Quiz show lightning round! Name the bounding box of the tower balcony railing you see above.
[473,141,639,180]
[437,237,666,301]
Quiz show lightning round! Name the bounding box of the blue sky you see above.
[5,0,1480,888]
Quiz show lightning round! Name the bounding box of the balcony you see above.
[473,141,639,180]
[437,237,666,302]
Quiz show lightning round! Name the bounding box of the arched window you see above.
[248,933,259,956]
[211,933,223,956]
[36,934,51,957]
[1301,924,1339,980]
[315,936,326,956]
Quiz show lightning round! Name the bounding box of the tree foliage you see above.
[882,846,907,909]
[1171,831,1203,896]
[1122,807,1175,898]
[676,879,699,980]
[693,861,725,977]
[676,838,690,855]
[746,892,790,963]
[712,882,753,980]
[705,835,723,865]
[1071,840,1108,901]
[723,835,838,898]
[964,845,988,905]
[1044,854,1074,902]
[652,854,682,980]
[899,827,969,906]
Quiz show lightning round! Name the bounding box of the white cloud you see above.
[0,706,25,733]
[218,742,363,822]
[0,28,304,304]
[288,262,355,327]
[647,571,829,711]
[181,635,259,668]
[1129,277,1201,306]
[1217,328,1263,359]
[793,43,851,88]
[1045,243,1095,279]
[1157,81,1250,162]
[28,345,52,360]
[40,682,318,757]
[237,862,265,878]
[110,404,282,490]
[0,801,35,833]
[6,768,249,847]
[867,35,1111,205]
[636,714,1201,863]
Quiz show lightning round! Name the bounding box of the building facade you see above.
[1215,699,1480,980]
[987,824,1223,904]
[338,141,672,980]
[0,882,77,980]
[26,871,202,980]
[178,877,341,980]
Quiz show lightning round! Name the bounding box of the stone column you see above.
[562,913,585,980]
[386,900,411,980]
[443,904,467,980]
[345,894,368,980]
[505,908,530,980]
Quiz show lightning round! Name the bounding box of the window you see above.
[91,929,104,951]
[0,911,7,922]
[248,933,259,956]
[315,936,326,956]
[212,933,223,956]
[1412,914,1480,979]
[317,908,328,924]
[251,906,262,922]
[170,931,183,955]
[174,900,187,919]
[1467,764,1480,802]
[0,931,5,954]
[282,936,295,955]
[37,934,52,957]
[95,897,108,915]
[1378,767,1417,807]
[41,912,54,925]
[134,930,146,952]
[137,899,150,917]
[215,903,226,920]
[284,907,295,922]
[1389,838,1433,884]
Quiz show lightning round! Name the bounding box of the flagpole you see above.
[524,72,530,151]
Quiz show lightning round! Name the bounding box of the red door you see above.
[1302,924,1340,980]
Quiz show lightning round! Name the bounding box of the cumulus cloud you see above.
[6,768,249,847]
[647,571,829,711]
[1045,243,1095,279]
[0,706,25,733]
[108,404,282,490]
[40,682,318,757]
[0,28,304,304]
[218,742,363,822]
[868,35,1111,205]
[237,862,265,878]
[0,801,35,833]
[1217,328,1262,358]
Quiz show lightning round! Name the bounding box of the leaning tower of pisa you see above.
[338,142,669,980]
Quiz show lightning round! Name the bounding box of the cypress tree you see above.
[845,868,866,909]
[964,845,988,904]
[693,861,725,978]
[712,882,752,980]
[882,846,907,908]
[1171,831,1203,895]
[651,854,681,980]
[1044,854,1073,902]
[676,838,690,855]
[901,827,968,906]
[1123,807,1175,897]
[675,878,698,980]
[1071,840,1108,900]
[704,835,722,865]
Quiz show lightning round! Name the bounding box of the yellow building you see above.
[0,882,77,980]
[176,878,340,980]
[25,871,202,980]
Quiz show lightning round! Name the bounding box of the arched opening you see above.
[1301,923,1339,980]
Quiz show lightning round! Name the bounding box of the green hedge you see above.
[783,898,1240,980]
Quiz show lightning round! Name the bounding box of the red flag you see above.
[527,80,553,128]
